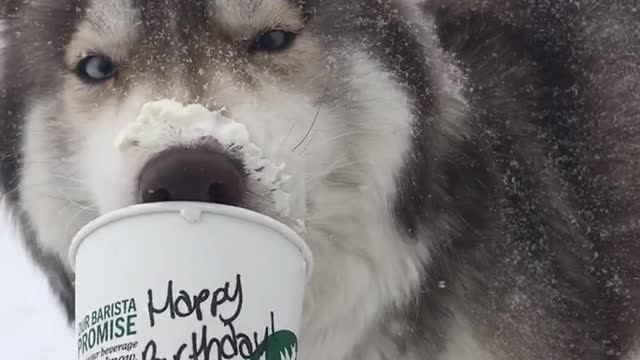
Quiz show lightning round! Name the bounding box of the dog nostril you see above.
[208,183,230,204]
[138,147,246,206]
[142,188,172,203]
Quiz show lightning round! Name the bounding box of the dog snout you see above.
[137,147,246,205]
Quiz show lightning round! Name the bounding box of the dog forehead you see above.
[82,0,138,41]
[207,0,306,16]
[209,0,305,36]
[81,0,304,41]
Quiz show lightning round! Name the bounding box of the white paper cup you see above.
[69,202,312,360]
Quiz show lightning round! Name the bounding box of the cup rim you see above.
[68,202,313,280]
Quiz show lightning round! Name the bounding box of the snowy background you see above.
[0,212,76,359]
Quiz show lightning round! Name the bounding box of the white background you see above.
[0,214,76,359]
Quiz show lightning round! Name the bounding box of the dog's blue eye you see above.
[76,55,116,82]
[250,30,297,53]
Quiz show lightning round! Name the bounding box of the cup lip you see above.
[68,202,313,280]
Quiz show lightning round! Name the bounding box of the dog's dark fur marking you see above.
[395,1,639,358]
[0,0,87,322]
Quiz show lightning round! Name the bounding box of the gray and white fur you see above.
[1,0,639,359]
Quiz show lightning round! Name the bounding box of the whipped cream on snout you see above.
[114,99,303,222]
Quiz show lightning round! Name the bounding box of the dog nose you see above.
[138,147,245,205]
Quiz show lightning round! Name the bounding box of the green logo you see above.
[249,330,298,360]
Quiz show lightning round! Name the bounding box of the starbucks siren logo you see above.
[249,330,298,360]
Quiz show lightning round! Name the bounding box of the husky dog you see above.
[1,0,639,359]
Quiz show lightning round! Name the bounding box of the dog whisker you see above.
[51,174,88,185]
[279,117,300,149]
[297,130,377,156]
[63,207,98,241]
[292,101,324,153]
[304,161,368,185]
[46,196,96,211]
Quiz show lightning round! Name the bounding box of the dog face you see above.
[2,0,464,357]
[61,0,329,215]
[17,0,421,234]
[12,0,436,266]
